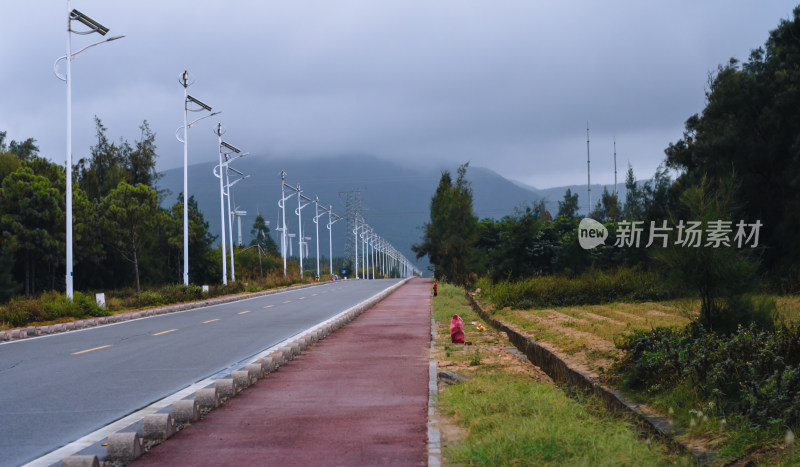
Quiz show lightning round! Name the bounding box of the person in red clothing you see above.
[433,282,438,297]
[450,314,465,343]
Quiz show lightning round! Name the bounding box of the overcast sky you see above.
[1,1,797,189]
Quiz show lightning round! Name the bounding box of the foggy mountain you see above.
[158,155,625,273]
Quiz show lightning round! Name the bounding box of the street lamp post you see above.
[56,4,124,299]
[353,220,359,279]
[295,189,311,278]
[279,172,287,275]
[360,227,369,279]
[214,124,228,285]
[371,234,377,279]
[213,137,247,284]
[178,73,218,286]
[224,165,249,282]
[327,205,341,279]
[312,197,323,279]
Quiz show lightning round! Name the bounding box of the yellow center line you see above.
[202,319,220,324]
[283,300,292,304]
[153,329,178,336]
[311,293,318,296]
[238,310,252,315]
[72,345,111,355]
[299,297,306,300]
[264,305,274,309]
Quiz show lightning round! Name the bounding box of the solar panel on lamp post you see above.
[55,2,124,299]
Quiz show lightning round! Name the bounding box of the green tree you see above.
[0,152,21,182]
[164,194,219,285]
[622,164,645,220]
[590,187,620,223]
[9,138,39,161]
[127,121,162,192]
[250,213,278,254]
[0,166,63,296]
[77,117,129,200]
[0,248,20,302]
[654,176,763,332]
[665,7,800,277]
[101,182,159,292]
[557,188,580,218]
[413,163,479,286]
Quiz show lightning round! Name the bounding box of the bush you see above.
[0,299,37,326]
[134,291,164,307]
[0,291,108,327]
[614,322,800,429]
[154,284,202,304]
[481,267,671,310]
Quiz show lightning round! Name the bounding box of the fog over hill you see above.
[158,155,631,273]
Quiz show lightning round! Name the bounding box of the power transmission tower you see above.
[338,189,362,271]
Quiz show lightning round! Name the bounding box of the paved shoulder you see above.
[135,278,432,467]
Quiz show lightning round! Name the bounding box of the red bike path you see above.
[134,278,432,467]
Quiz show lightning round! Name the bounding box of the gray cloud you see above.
[1,1,796,189]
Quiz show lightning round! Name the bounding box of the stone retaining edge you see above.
[465,292,713,465]
[56,277,413,467]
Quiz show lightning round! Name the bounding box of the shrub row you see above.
[0,291,109,327]
[614,322,800,429]
[0,270,309,328]
[478,267,672,310]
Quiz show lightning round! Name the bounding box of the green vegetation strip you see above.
[440,373,685,466]
[433,284,689,466]
[463,291,710,462]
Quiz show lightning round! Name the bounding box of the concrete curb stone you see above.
[215,378,238,400]
[171,400,199,424]
[142,413,176,442]
[61,455,100,467]
[106,432,143,463]
[195,388,221,412]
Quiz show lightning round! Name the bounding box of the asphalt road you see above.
[0,279,402,467]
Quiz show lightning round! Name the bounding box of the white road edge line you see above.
[1,282,339,347]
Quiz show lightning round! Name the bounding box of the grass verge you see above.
[433,283,690,466]
[473,287,800,465]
